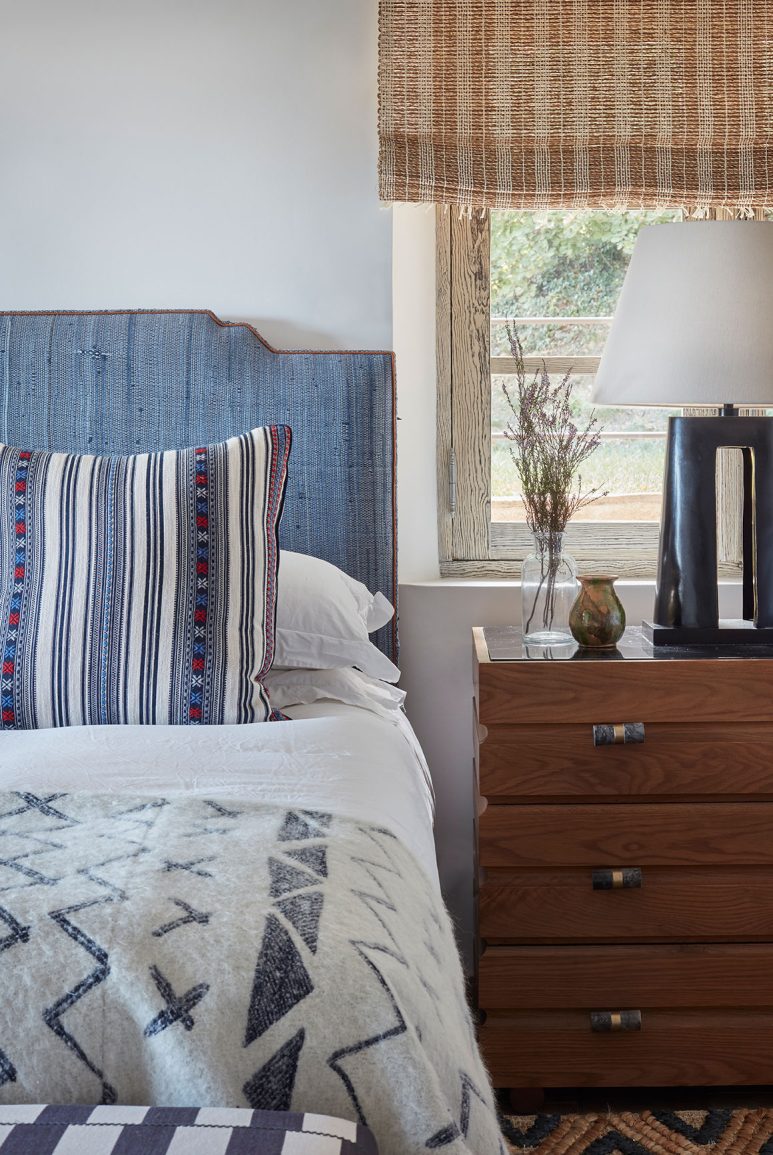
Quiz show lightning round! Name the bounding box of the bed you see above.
[0,312,505,1155]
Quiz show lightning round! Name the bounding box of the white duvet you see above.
[0,703,439,887]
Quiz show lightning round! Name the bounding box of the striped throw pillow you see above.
[0,426,291,729]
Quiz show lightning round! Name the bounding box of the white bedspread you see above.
[0,704,438,887]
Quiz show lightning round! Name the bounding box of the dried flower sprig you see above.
[502,326,607,541]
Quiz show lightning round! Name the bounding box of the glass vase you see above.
[521,532,577,645]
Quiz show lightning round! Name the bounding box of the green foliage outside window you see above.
[490,209,680,513]
[491,209,678,335]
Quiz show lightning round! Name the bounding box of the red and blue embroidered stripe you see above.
[189,446,210,723]
[1,451,31,728]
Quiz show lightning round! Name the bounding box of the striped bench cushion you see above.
[0,1105,378,1153]
[0,426,291,728]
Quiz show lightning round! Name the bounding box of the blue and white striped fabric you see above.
[0,426,291,729]
[0,1105,378,1153]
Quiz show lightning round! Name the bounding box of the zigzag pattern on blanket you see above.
[0,792,506,1155]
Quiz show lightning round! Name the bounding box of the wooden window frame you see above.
[436,206,764,580]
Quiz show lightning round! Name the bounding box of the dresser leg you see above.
[504,1088,545,1114]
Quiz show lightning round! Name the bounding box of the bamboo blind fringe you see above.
[378,1,772,211]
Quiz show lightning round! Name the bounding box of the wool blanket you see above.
[0,792,505,1154]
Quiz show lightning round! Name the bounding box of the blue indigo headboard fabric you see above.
[0,311,397,660]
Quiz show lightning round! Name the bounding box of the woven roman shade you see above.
[378,1,772,210]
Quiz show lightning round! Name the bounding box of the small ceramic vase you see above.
[569,575,626,649]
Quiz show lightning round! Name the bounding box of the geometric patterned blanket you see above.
[0,792,505,1155]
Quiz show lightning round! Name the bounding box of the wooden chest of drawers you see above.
[473,626,773,1092]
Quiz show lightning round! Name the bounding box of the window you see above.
[437,207,767,578]
[491,208,681,529]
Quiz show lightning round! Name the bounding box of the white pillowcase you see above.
[265,666,406,720]
[275,551,399,682]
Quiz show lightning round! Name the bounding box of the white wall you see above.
[0,0,391,351]
[393,205,441,582]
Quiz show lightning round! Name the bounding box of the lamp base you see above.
[643,619,773,648]
[654,415,773,631]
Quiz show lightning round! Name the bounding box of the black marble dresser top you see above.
[483,625,773,662]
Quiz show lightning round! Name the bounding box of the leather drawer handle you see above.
[590,1010,642,1033]
[593,723,645,746]
[592,867,643,890]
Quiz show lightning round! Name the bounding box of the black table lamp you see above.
[593,220,773,645]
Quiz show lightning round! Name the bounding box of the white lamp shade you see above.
[592,221,773,407]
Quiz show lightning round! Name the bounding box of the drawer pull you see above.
[593,723,645,747]
[590,1009,642,1033]
[592,867,643,890]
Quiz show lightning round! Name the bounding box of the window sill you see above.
[439,558,743,581]
[439,559,662,580]
[400,576,744,590]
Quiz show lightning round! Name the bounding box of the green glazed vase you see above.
[569,575,626,649]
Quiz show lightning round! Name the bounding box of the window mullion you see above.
[436,206,454,563]
[449,209,491,561]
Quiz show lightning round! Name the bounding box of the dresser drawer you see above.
[479,943,773,1008]
[479,865,773,941]
[479,803,773,867]
[478,722,773,801]
[480,1009,773,1087]
[477,658,773,724]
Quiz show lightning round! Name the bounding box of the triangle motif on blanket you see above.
[275,891,323,954]
[278,811,319,842]
[285,846,327,878]
[0,1049,16,1087]
[243,1027,305,1111]
[268,858,318,898]
[244,914,314,1045]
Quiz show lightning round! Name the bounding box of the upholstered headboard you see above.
[0,310,397,660]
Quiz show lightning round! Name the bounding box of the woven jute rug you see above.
[501,1108,773,1153]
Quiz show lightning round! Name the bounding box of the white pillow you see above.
[275,551,399,682]
[265,667,406,720]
